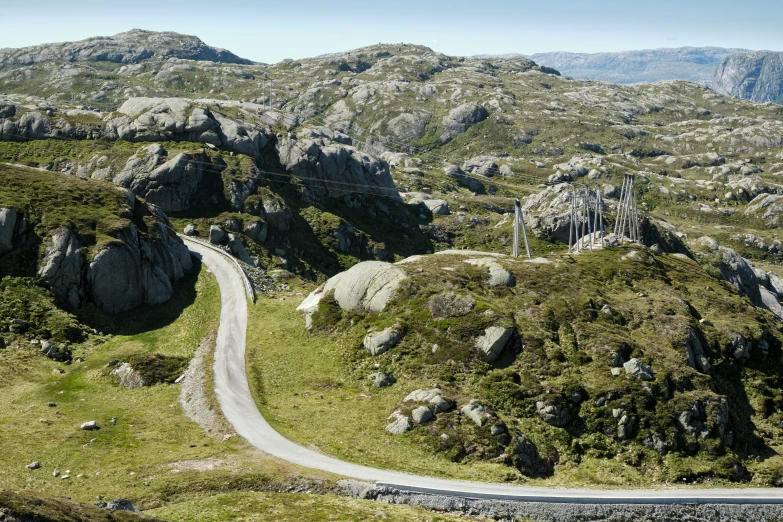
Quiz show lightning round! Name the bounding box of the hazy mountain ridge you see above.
[526,47,750,85]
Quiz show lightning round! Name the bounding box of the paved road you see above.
[187,239,783,504]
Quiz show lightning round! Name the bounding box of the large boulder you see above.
[387,113,427,141]
[461,401,496,427]
[440,103,489,143]
[474,326,514,362]
[297,261,407,317]
[363,326,401,356]
[444,164,485,194]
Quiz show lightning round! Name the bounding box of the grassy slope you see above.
[247,249,783,488]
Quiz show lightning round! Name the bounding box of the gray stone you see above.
[38,227,84,309]
[297,261,407,317]
[617,414,636,440]
[431,395,453,414]
[372,372,396,388]
[535,400,570,427]
[385,414,411,435]
[0,207,18,254]
[461,400,494,427]
[411,406,433,424]
[245,221,268,243]
[684,328,711,373]
[26,461,41,470]
[80,421,99,430]
[209,225,227,245]
[261,196,291,231]
[464,258,515,288]
[730,333,751,361]
[491,424,506,436]
[227,234,255,266]
[363,326,401,356]
[110,362,144,389]
[623,358,654,380]
[404,388,442,403]
[423,199,450,215]
[474,326,514,362]
[444,164,485,193]
[440,103,489,143]
[183,224,197,236]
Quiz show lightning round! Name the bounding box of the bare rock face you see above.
[297,261,407,319]
[104,98,272,159]
[0,207,24,254]
[276,127,401,200]
[444,164,485,194]
[713,51,783,104]
[112,144,226,213]
[38,227,85,309]
[363,326,402,356]
[440,103,489,143]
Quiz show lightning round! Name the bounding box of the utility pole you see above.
[513,199,531,259]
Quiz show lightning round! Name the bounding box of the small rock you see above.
[53,470,60,477]
[47,402,56,407]
[61,475,70,480]
[183,224,197,236]
[431,395,453,414]
[490,424,506,436]
[372,372,396,388]
[385,414,411,435]
[411,406,433,424]
[26,461,41,470]
[611,367,622,377]
[80,421,99,431]
[624,358,654,381]
[363,326,402,356]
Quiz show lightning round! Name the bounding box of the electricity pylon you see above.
[568,185,605,254]
[614,173,641,243]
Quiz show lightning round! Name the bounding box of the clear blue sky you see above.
[1,0,780,62]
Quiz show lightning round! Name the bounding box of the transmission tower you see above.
[614,173,641,243]
[513,199,532,259]
[568,185,605,254]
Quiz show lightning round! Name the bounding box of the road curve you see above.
[186,239,783,505]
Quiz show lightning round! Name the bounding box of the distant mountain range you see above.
[524,47,749,86]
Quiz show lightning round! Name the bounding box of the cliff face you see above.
[0,165,192,314]
[713,51,783,103]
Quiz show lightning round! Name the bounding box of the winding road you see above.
[186,238,783,505]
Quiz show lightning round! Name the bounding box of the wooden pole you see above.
[614,173,628,238]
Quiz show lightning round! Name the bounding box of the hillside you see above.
[713,51,783,104]
[528,47,748,85]
[0,30,783,517]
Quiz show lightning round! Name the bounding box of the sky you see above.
[0,0,781,63]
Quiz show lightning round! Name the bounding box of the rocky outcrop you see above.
[623,358,654,381]
[112,144,228,212]
[276,127,401,200]
[683,328,711,374]
[105,98,272,159]
[0,207,27,255]
[744,194,783,228]
[297,261,407,318]
[111,362,144,389]
[444,164,485,194]
[713,51,783,104]
[535,400,570,427]
[440,103,489,143]
[715,246,783,320]
[38,228,85,309]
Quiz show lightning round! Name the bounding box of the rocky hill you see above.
[0,29,253,67]
[0,164,192,317]
[713,51,783,104]
[528,47,748,85]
